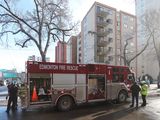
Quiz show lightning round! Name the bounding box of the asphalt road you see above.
[0,97,160,120]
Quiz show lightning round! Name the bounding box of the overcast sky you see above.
[0,0,135,72]
[69,0,135,21]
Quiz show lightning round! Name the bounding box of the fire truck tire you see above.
[117,90,127,103]
[57,96,74,112]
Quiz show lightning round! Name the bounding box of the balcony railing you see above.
[97,49,107,56]
[97,46,113,56]
[96,28,113,36]
[97,10,109,17]
[97,40,108,47]
[97,30,108,36]
[97,20,108,27]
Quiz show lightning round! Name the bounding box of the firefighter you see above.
[140,81,148,107]
[6,83,17,113]
[18,83,27,107]
[13,83,18,110]
[130,82,141,109]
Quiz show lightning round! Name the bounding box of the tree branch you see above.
[15,38,31,48]
[128,33,152,63]
[0,1,39,34]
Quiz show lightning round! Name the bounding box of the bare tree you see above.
[142,10,160,80]
[0,0,77,61]
[120,34,151,67]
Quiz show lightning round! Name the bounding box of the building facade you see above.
[55,41,67,63]
[118,11,137,73]
[66,36,77,64]
[77,33,82,64]
[81,2,137,75]
[135,0,160,79]
[28,55,50,62]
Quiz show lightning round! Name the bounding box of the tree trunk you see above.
[41,54,46,62]
[40,51,46,62]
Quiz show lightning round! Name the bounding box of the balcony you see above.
[108,56,113,62]
[97,20,108,27]
[99,57,105,63]
[97,48,107,56]
[97,30,108,36]
[107,47,113,53]
[106,19,113,24]
[107,28,113,33]
[97,51,106,56]
[108,37,113,43]
[97,10,109,17]
[97,38,113,47]
[97,40,108,47]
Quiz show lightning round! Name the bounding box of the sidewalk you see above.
[148,84,160,97]
[0,96,21,106]
[0,84,159,106]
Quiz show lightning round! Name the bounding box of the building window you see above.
[123,15,128,21]
[108,47,113,52]
[97,16,104,22]
[108,10,113,15]
[108,56,113,61]
[124,24,128,28]
[97,6,101,13]
[106,19,113,24]
[108,37,113,43]
[130,42,134,46]
[130,26,134,30]
[108,28,113,33]
[130,18,134,21]
[97,6,105,13]
[117,21,120,26]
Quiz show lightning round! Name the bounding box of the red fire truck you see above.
[21,61,135,111]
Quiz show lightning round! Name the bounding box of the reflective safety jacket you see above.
[141,84,148,96]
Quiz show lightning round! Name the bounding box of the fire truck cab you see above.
[22,61,135,111]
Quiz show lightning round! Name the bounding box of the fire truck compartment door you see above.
[76,74,86,103]
[87,74,105,101]
[107,83,121,100]
[53,74,75,90]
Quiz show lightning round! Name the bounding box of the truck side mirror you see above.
[128,74,134,81]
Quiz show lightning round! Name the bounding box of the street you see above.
[0,96,160,120]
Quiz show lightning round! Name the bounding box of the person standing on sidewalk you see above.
[6,83,17,113]
[140,81,148,107]
[130,82,141,109]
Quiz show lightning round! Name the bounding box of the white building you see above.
[77,33,82,64]
[81,2,137,75]
[135,0,160,79]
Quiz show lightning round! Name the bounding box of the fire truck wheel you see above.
[57,96,74,112]
[117,90,127,103]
